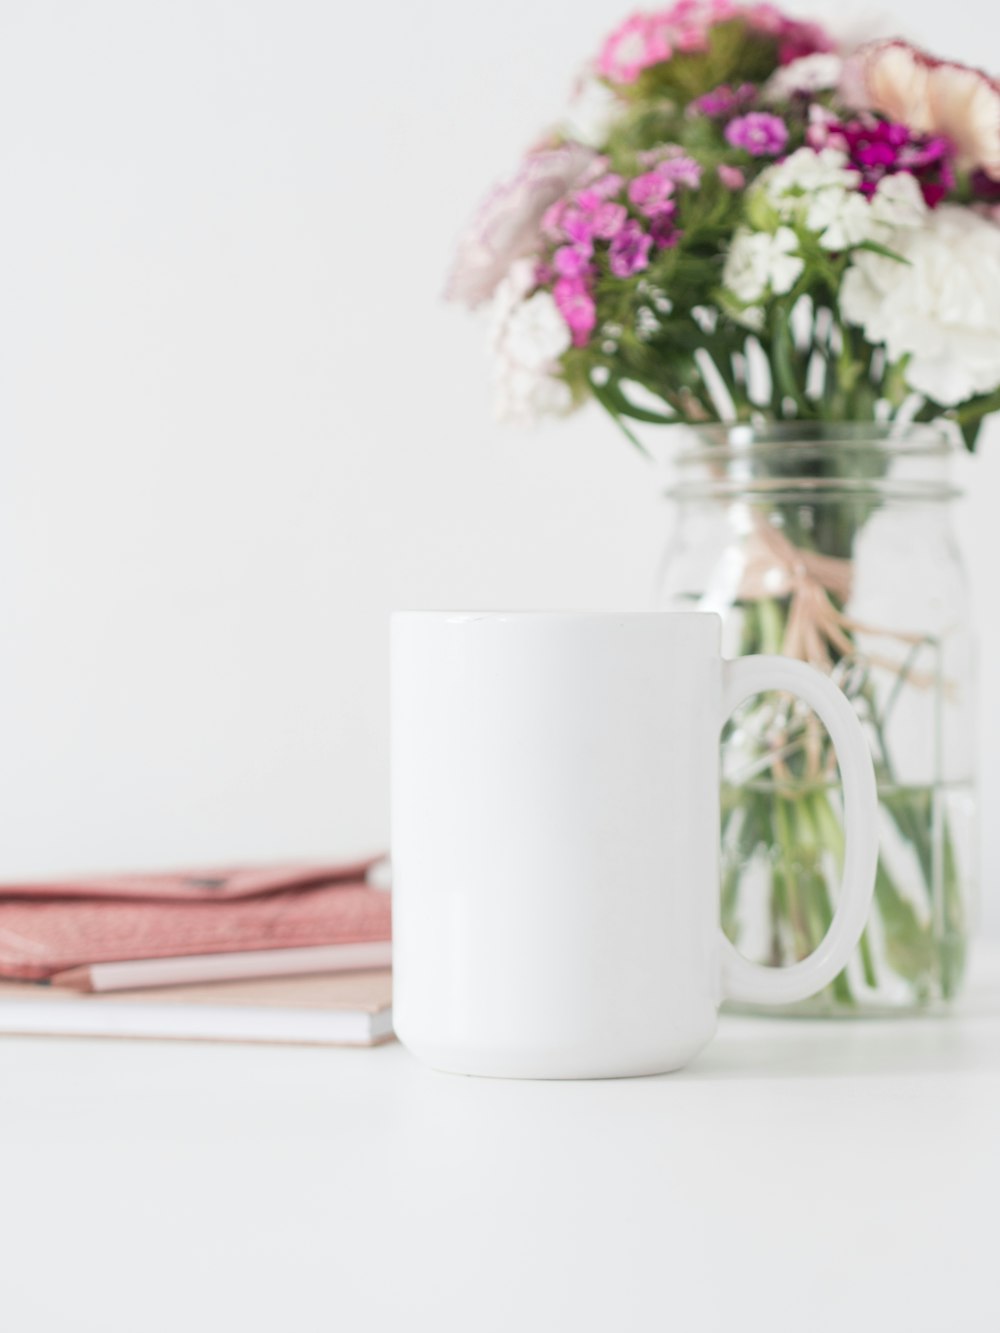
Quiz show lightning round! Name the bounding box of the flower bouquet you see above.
[446,2,999,1011]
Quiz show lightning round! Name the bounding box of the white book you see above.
[0,969,394,1047]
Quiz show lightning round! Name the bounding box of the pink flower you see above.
[608,220,654,277]
[553,245,593,278]
[554,277,597,346]
[576,155,613,185]
[590,173,625,198]
[541,200,568,240]
[972,170,1000,203]
[566,194,628,240]
[561,207,595,245]
[591,201,629,238]
[635,147,703,188]
[445,145,597,307]
[597,13,672,84]
[674,24,710,52]
[595,2,743,86]
[570,161,624,202]
[691,83,757,118]
[743,2,782,32]
[725,111,789,156]
[856,41,1000,180]
[573,188,604,213]
[596,3,833,88]
[805,102,838,151]
[668,0,740,30]
[659,154,703,188]
[628,170,676,216]
[717,163,746,189]
[745,4,833,64]
[649,212,681,248]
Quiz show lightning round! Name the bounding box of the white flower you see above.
[761,147,860,210]
[723,226,804,305]
[868,172,927,231]
[806,187,874,250]
[490,267,574,423]
[754,147,927,253]
[757,148,864,249]
[488,258,535,349]
[841,205,1000,406]
[499,289,572,370]
[493,363,574,423]
[762,53,844,102]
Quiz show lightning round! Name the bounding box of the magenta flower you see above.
[725,112,789,156]
[562,193,628,243]
[553,245,593,278]
[649,212,681,249]
[691,84,757,118]
[554,277,597,346]
[777,20,834,65]
[609,220,654,277]
[573,188,604,213]
[972,170,1000,202]
[745,4,834,64]
[717,163,746,189]
[559,210,590,246]
[628,171,676,216]
[812,113,956,207]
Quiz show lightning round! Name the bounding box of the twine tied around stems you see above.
[738,520,935,681]
[735,521,941,787]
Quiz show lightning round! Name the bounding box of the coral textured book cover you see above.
[0,864,391,981]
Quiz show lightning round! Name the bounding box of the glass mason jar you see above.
[658,423,977,1014]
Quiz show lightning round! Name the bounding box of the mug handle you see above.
[719,655,879,1006]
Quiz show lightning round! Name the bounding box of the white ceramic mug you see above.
[391,611,878,1079]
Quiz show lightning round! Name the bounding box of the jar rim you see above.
[677,421,954,463]
[668,421,961,502]
[666,479,962,502]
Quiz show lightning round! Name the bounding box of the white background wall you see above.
[1,0,997,930]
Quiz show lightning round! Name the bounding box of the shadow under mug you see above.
[390,611,878,1079]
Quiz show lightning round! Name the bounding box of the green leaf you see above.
[949,386,1000,450]
[854,239,911,265]
[959,417,981,452]
[589,380,654,457]
[590,374,674,425]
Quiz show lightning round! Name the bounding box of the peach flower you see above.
[855,41,1000,180]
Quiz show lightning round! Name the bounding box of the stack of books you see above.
[0,860,393,1046]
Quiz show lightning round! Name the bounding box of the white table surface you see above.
[2,945,999,1333]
